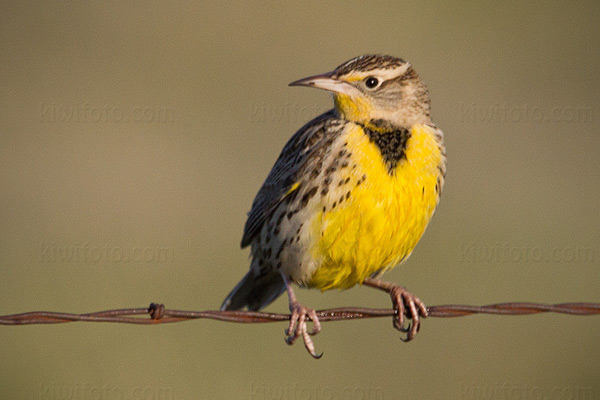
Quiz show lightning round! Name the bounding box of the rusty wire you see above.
[1,302,599,326]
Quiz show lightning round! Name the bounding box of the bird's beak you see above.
[289,72,359,97]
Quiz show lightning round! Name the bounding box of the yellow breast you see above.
[307,123,445,290]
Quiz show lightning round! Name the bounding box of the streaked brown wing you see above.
[241,109,343,248]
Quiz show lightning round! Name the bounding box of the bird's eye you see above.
[364,77,379,89]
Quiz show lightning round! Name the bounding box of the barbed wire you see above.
[1,302,599,325]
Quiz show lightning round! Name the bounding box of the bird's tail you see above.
[220,270,286,311]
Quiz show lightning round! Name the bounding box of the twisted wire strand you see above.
[1,302,598,325]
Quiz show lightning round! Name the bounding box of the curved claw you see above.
[285,335,297,346]
[284,301,322,358]
[301,322,323,359]
[307,308,321,336]
[393,317,411,333]
[389,286,428,342]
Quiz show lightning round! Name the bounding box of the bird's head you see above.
[290,55,431,131]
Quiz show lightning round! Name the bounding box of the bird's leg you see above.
[281,273,322,359]
[362,277,428,341]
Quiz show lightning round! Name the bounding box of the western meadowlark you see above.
[222,55,446,358]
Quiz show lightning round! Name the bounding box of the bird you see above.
[221,55,446,358]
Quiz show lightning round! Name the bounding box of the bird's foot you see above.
[362,278,428,341]
[388,285,428,341]
[284,301,322,359]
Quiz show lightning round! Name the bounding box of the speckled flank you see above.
[307,123,445,290]
[246,118,446,293]
[224,55,446,313]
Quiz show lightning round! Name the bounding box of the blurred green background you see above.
[1,1,599,399]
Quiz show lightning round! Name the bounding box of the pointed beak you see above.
[289,72,358,97]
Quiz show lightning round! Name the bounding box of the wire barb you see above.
[0,302,598,325]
